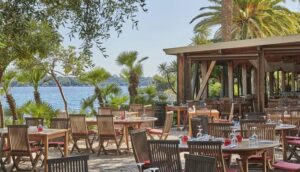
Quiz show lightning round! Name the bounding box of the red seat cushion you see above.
[3,145,9,152]
[88,130,96,135]
[273,161,300,171]
[48,141,64,146]
[30,147,42,153]
[287,139,300,146]
[226,168,238,172]
[73,130,96,136]
[223,153,230,159]
[147,128,162,135]
[286,136,300,140]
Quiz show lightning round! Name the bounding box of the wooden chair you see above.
[25,117,44,126]
[98,107,112,115]
[286,127,300,162]
[184,154,216,172]
[188,141,238,172]
[147,111,173,140]
[191,116,209,138]
[8,125,44,171]
[147,140,182,172]
[69,115,96,153]
[96,115,123,155]
[219,98,233,120]
[111,110,126,118]
[130,129,152,171]
[0,133,7,172]
[138,108,155,128]
[245,124,276,170]
[129,104,143,112]
[49,118,69,156]
[240,119,266,138]
[208,122,233,138]
[47,155,89,172]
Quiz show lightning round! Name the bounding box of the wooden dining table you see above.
[0,128,69,172]
[179,139,279,172]
[86,117,158,150]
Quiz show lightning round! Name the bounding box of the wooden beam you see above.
[291,72,295,91]
[257,54,266,111]
[249,60,258,69]
[228,61,234,99]
[269,72,274,96]
[189,54,258,60]
[196,61,216,100]
[242,64,247,95]
[201,61,208,99]
[281,71,286,92]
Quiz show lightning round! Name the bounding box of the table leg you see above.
[64,131,68,157]
[240,154,249,172]
[124,125,129,150]
[188,113,192,136]
[177,110,180,130]
[43,137,49,172]
[262,151,267,172]
[282,130,287,161]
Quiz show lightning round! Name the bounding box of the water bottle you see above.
[249,127,257,147]
[230,129,237,146]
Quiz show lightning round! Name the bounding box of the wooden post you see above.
[185,57,192,100]
[228,61,234,99]
[269,72,274,96]
[291,72,295,91]
[177,54,185,102]
[281,71,286,92]
[257,54,266,111]
[201,61,208,99]
[242,64,247,96]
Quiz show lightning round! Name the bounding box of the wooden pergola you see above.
[164,34,300,112]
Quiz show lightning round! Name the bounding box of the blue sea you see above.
[0,86,128,111]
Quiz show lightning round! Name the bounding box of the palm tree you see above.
[79,67,111,107]
[191,0,300,40]
[222,0,233,41]
[17,67,48,104]
[116,51,148,103]
[0,70,18,123]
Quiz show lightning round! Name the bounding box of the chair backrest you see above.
[25,117,44,126]
[162,111,173,135]
[111,110,125,118]
[69,115,88,134]
[98,107,112,115]
[244,112,266,120]
[47,155,89,172]
[50,118,69,142]
[96,115,115,138]
[147,140,182,172]
[191,116,209,137]
[184,154,216,172]
[208,123,233,138]
[240,119,266,138]
[130,129,150,164]
[188,141,225,172]
[138,108,154,117]
[129,104,143,112]
[247,124,276,140]
[8,125,30,154]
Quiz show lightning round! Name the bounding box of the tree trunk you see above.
[50,70,69,117]
[129,72,139,103]
[221,0,233,41]
[34,90,42,104]
[95,87,104,107]
[0,68,4,128]
[6,93,18,124]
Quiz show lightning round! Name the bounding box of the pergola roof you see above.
[164,34,300,55]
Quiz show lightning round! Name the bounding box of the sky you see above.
[62,0,300,77]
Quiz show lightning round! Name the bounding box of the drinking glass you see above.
[196,125,203,139]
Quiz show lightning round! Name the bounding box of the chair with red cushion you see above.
[188,141,238,172]
[69,115,96,153]
[49,118,69,156]
[147,111,173,140]
[272,161,300,171]
[96,115,123,155]
[8,125,44,171]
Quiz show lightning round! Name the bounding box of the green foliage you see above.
[109,96,129,110]
[154,61,177,94]
[80,95,98,116]
[116,51,148,103]
[209,80,221,97]
[136,86,157,105]
[79,67,111,87]
[191,0,300,40]
[18,101,59,127]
